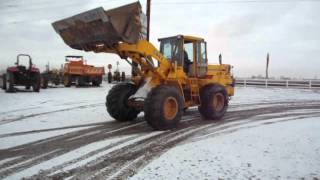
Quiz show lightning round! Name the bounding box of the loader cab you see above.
[159,35,208,77]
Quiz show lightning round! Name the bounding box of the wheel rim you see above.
[163,96,178,120]
[213,93,225,112]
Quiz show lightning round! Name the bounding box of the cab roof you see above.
[158,35,204,42]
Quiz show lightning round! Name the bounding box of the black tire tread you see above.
[144,85,183,130]
[106,83,140,122]
[33,73,41,92]
[198,84,228,120]
[2,74,6,90]
[6,72,15,93]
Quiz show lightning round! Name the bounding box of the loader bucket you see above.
[52,2,147,51]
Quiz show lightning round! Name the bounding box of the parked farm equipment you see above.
[41,64,64,88]
[2,54,41,92]
[106,63,126,83]
[63,56,105,87]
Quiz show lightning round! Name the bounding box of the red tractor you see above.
[2,54,41,92]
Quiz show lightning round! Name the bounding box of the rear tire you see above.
[76,76,85,87]
[32,73,41,92]
[64,75,71,87]
[92,76,102,86]
[106,83,140,122]
[144,85,183,130]
[2,74,6,90]
[6,72,15,93]
[41,75,48,89]
[198,84,228,120]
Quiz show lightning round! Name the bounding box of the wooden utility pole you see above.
[133,0,151,76]
[266,53,270,79]
[146,0,151,41]
[219,54,222,65]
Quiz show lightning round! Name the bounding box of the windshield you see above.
[160,38,182,65]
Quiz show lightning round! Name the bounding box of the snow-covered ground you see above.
[0,83,319,179]
[0,85,111,149]
[132,117,320,180]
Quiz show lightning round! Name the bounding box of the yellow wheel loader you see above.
[52,2,235,130]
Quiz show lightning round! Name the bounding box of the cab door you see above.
[196,41,207,77]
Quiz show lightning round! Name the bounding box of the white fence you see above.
[1,74,320,89]
[236,79,320,89]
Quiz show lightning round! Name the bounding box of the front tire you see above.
[41,75,48,89]
[144,85,183,130]
[2,74,6,90]
[33,73,41,92]
[198,84,228,120]
[106,83,140,122]
[6,72,15,93]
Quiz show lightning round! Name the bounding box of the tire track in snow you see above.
[0,103,104,125]
[35,102,320,179]
[0,101,319,179]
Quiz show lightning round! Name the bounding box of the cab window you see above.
[200,42,207,63]
[160,38,183,66]
[184,42,194,63]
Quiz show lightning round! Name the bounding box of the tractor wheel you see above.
[107,72,112,83]
[92,76,102,86]
[106,83,140,122]
[41,75,48,89]
[6,72,15,93]
[97,76,102,86]
[54,79,60,86]
[32,73,41,92]
[198,84,228,120]
[64,75,71,87]
[144,85,183,130]
[76,76,85,87]
[2,74,6,90]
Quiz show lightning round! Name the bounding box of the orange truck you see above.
[63,56,105,87]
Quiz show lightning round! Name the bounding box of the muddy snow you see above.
[0,83,319,179]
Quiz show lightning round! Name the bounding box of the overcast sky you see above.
[0,0,319,78]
